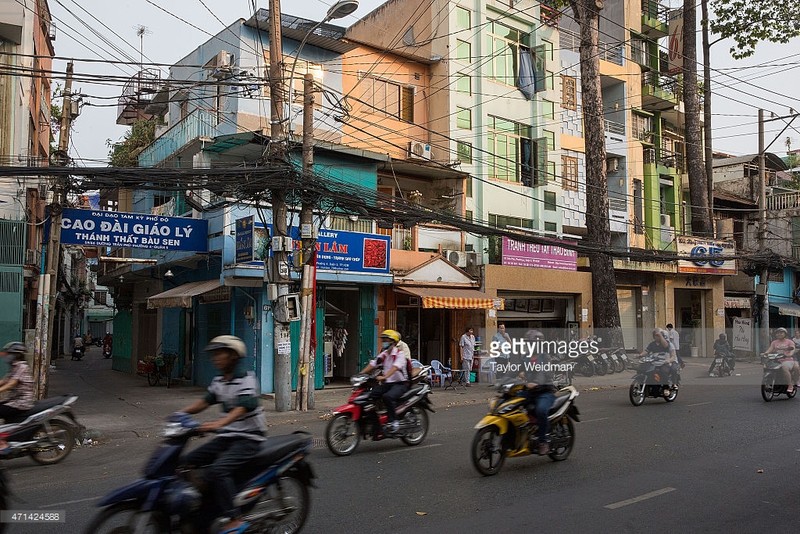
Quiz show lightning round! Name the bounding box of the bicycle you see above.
[137,353,177,387]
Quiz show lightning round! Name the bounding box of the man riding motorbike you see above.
[359,330,409,434]
[709,333,735,376]
[0,342,34,423]
[640,329,680,390]
[513,330,556,456]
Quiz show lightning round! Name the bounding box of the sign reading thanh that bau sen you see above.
[60,208,208,252]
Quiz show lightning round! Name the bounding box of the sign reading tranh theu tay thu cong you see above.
[60,208,208,251]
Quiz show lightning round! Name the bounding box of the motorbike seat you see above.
[252,434,310,466]
[19,395,70,417]
[548,392,572,415]
[399,384,425,401]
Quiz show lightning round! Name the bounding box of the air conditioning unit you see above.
[465,251,482,268]
[444,249,468,268]
[659,213,671,227]
[660,225,675,246]
[607,157,620,172]
[408,141,432,160]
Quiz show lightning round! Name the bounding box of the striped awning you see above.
[398,287,504,310]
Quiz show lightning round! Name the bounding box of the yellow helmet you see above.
[380,329,401,343]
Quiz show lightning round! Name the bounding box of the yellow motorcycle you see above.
[471,383,580,476]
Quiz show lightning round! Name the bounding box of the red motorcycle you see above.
[325,364,434,456]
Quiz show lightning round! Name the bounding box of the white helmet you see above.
[205,335,246,359]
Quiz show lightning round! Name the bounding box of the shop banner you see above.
[236,221,391,275]
[501,236,577,271]
[676,236,736,275]
[732,317,752,351]
[60,208,208,251]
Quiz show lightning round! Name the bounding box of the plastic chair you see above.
[479,358,497,384]
[429,359,451,388]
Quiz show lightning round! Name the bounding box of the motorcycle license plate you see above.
[587,355,594,362]
[714,359,723,364]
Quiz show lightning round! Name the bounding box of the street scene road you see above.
[5,348,798,533]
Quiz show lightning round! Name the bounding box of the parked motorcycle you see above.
[0,394,81,465]
[760,353,797,402]
[573,352,596,377]
[325,365,434,456]
[85,414,314,534]
[471,382,580,476]
[615,349,629,372]
[629,354,679,406]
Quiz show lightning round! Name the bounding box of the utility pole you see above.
[297,73,316,410]
[34,62,74,399]
[757,109,769,356]
[269,0,292,412]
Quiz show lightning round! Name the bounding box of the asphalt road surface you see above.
[5,364,799,533]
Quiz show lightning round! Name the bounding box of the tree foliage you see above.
[106,119,157,167]
[710,0,800,59]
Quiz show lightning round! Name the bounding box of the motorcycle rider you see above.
[176,335,267,534]
[359,330,409,434]
[641,329,680,390]
[0,342,34,423]
[709,333,734,376]
[103,332,113,353]
[762,327,799,393]
[514,330,556,456]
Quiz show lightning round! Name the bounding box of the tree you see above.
[683,0,714,237]
[567,0,623,346]
[710,0,800,59]
[106,119,156,167]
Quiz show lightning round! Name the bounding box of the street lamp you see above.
[286,0,359,140]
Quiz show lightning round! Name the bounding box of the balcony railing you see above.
[138,109,220,168]
[540,1,560,27]
[658,150,685,172]
[793,245,800,261]
[767,191,800,211]
[642,0,670,30]
[604,119,625,136]
[643,71,678,96]
[560,29,624,66]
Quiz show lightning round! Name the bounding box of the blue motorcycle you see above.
[85,414,315,533]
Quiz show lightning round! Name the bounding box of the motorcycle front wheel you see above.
[761,378,776,402]
[471,426,505,476]
[401,407,429,446]
[548,417,575,461]
[576,361,594,377]
[31,420,74,465]
[325,414,360,456]
[83,503,168,534]
[629,380,646,406]
[245,474,309,534]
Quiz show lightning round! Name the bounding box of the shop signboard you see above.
[501,236,577,271]
[676,236,736,275]
[235,216,254,263]
[60,208,208,251]
[732,317,752,351]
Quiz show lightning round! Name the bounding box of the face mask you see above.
[381,342,391,350]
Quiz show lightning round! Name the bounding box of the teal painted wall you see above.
[112,310,132,373]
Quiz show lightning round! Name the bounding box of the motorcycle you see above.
[760,353,797,402]
[710,350,734,377]
[85,414,315,534]
[471,382,580,476]
[615,349,629,372]
[0,394,81,465]
[629,354,679,406]
[325,365,434,456]
[71,347,84,361]
[102,344,112,359]
[573,352,596,377]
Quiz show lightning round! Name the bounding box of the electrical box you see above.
[271,236,284,251]
[267,284,278,301]
[301,224,314,239]
[274,294,301,323]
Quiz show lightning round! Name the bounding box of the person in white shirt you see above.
[360,330,409,432]
[459,327,476,387]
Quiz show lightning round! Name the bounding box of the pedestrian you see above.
[492,323,512,377]
[459,326,475,387]
[665,324,684,368]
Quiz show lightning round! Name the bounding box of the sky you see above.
[46,0,800,165]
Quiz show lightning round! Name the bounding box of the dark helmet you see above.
[1,342,26,355]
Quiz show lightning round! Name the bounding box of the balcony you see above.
[642,72,678,111]
[658,149,685,173]
[767,191,800,211]
[641,0,669,39]
[117,69,162,126]
[604,119,625,136]
[560,29,624,66]
[540,1,560,27]
[138,109,220,168]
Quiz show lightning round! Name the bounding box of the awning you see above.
[724,297,751,309]
[147,279,222,309]
[398,287,504,310]
[771,302,800,318]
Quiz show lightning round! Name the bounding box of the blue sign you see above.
[689,245,725,267]
[60,208,208,251]
[235,216,254,263]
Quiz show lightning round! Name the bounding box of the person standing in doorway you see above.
[665,324,684,368]
[459,327,475,387]
[492,324,512,377]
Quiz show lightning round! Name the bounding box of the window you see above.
[455,39,472,61]
[486,21,530,85]
[360,74,416,122]
[466,177,473,197]
[489,214,533,229]
[544,222,557,232]
[633,179,644,234]
[456,7,471,30]
[543,130,555,150]
[400,86,415,122]
[562,156,578,191]
[456,73,471,94]
[561,75,577,110]
[544,191,556,211]
[542,100,555,120]
[94,291,107,306]
[547,72,555,90]
[487,116,531,182]
[542,39,553,60]
[547,161,556,184]
[456,107,472,129]
[466,210,473,221]
[457,141,473,164]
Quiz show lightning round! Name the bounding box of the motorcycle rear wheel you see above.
[787,388,797,399]
[471,426,505,476]
[401,407,429,446]
[244,473,309,534]
[664,387,678,402]
[629,381,646,406]
[147,371,159,387]
[30,419,74,465]
[83,502,168,534]
[761,378,776,402]
[325,414,360,456]
[548,417,575,461]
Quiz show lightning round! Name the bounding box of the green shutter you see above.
[359,286,375,369]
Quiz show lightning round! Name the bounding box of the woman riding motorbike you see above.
[762,327,799,393]
[0,342,34,423]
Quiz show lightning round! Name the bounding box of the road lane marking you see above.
[687,402,713,407]
[604,487,676,510]
[40,496,102,508]
[380,443,442,455]
[581,417,609,423]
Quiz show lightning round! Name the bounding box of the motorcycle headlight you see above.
[488,398,499,411]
